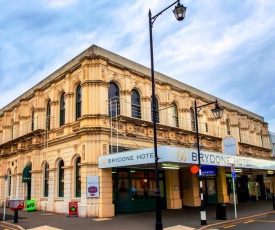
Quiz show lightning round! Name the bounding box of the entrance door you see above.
[202,177,218,205]
[27,182,31,200]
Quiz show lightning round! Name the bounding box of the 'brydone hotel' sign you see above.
[98,146,275,170]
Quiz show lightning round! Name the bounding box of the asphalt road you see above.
[208,213,275,230]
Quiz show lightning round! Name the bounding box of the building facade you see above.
[0,45,273,217]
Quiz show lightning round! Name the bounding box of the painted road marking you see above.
[243,220,254,224]
[223,225,236,229]
[93,217,111,221]
[164,225,195,230]
[27,226,63,230]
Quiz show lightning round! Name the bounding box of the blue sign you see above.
[200,165,218,176]
[232,172,236,179]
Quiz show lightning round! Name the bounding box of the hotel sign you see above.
[98,146,275,170]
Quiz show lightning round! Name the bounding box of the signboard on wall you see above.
[223,136,238,155]
[87,176,99,198]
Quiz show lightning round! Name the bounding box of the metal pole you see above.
[3,178,7,221]
[149,9,163,230]
[232,177,237,218]
[194,100,207,225]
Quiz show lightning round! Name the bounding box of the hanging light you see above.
[211,100,224,119]
[173,2,187,21]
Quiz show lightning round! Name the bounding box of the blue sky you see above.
[1,0,275,131]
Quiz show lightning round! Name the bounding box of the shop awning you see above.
[22,164,32,183]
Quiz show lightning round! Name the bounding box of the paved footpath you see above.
[0,200,274,230]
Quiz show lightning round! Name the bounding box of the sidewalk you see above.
[0,200,274,230]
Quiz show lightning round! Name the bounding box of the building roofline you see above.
[0,44,264,122]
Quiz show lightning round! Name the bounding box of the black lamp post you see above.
[194,99,224,225]
[149,1,186,230]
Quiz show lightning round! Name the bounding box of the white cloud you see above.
[46,0,77,8]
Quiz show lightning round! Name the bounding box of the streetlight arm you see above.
[150,0,180,26]
[195,99,217,111]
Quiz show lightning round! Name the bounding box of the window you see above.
[226,119,231,135]
[205,123,208,133]
[44,162,49,197]
[8,169,11,197]
[58,160,64,197]
[131,89,141,119]
[108,82,120,117]
[11,121,14,139]
[190,109,195,131]
[172,103,179,127]
[238,123,242,142]
[260,130,264,147]
[151,97,159,123]
[60,93,65,126]
[75,157,81,197]
[76,85,82,120]
[46,101,51,130]
[31,110,35,131]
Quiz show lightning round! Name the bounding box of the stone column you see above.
[165,170,182,209]
[216,167,229,203]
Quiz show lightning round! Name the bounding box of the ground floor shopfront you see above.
[1,146,275,218]
[99,146,275,214]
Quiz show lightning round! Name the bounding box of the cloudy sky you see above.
[1,0,275,131]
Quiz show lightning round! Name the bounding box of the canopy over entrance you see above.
[22,164,32,183]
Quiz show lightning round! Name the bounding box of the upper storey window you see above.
[226,119,231,135]
[190,109,195,131]
[46,101,51,130]
[31,110,35,131]
[108,82,120,117]
[60,93,65,126]
[76,85,82,120]
[172,103,179,128]
[151,97,159,123]
[131,89,141,119]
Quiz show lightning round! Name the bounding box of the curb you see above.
[1,221,25,230]
[197,210,275,229]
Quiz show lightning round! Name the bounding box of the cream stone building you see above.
[0,45,274,217]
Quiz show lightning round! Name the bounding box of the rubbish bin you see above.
[216,203,227,220]
[9,199,25,223]
[272,195,275,210]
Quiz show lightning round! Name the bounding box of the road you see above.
[208,213,275,230]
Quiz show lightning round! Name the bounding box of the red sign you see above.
[190,165,199,174]
[68,202,78,217]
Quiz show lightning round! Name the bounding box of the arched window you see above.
[172,103,179,127]
[46,100,51,130]
[58,160,64,197]
[76,85,82,120]
[190,109,196,131]
[226,119,231,135]
[131,89,141,119]
[260,130,264,147]
[151,97,159,123]
[60,93,65,126]
[31,110,35,131]
[75,157,81,197]
[44,162,49,197]
[11,120,14,139]
[108,82,120,117]
[238,123,242,142]
[8,169,12,197]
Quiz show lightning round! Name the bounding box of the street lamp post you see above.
[194,99,224,225]
[149,1,186,230]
